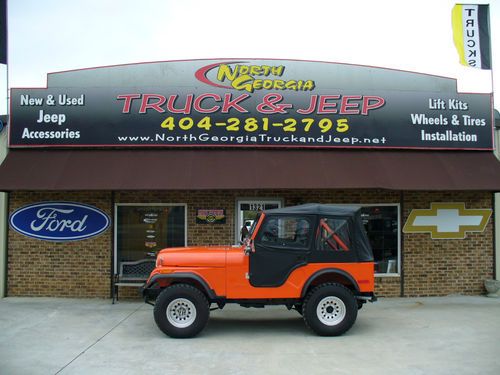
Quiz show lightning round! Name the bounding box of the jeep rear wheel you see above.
[303,283,357,336]
[154,284,209,338]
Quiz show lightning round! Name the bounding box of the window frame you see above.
[113,203,188,275]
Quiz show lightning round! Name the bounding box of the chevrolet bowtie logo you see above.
[403,203,492,239]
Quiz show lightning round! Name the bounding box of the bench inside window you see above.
[112,259,156,303]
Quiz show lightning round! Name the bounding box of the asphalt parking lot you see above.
[0,295,499,375]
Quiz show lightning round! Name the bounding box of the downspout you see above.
[400,191,405,297]
[0,124,8,297]
[494,109,500,280]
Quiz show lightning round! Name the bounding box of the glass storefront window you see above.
[115,204,186,279]
[361,205,400,275]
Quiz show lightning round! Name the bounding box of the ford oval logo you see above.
[9,202,110,242]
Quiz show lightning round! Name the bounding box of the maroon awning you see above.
[1,149,500,191]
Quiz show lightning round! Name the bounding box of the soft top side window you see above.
[258,215,312,249]
[317,217,351,252]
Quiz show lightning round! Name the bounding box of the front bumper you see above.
[141,276,162,303]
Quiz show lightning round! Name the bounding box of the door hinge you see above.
[245,272,250,280]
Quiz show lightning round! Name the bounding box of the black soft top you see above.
[264,203,374,262]
[265,203,361,216]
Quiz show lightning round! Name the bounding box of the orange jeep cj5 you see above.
[142,204,377,338]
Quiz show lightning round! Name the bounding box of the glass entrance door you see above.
[235,199,282,243]
[114,204,186,279]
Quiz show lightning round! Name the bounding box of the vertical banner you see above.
[452,4,491,69]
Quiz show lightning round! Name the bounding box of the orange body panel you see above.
[225,246,374,299]
[151,245,228,295]
[156,245,228,267]
[151,245,374,299]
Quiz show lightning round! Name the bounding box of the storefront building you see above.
[1,59,500,298]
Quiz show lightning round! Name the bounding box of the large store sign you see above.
[9,202,110,241]
[9,59,493,150]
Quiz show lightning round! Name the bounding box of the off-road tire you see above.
[153,284,209,338]
[302,283,358,336]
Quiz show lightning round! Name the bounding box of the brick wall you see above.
[6,189,494,298]
[403,191,494,297]
[8,191,112,297]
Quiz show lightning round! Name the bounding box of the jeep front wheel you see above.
[302,283,358,336]
[153,284,209,338]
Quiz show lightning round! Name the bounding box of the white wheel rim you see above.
[166,298,197,328]
[316,296,346,326]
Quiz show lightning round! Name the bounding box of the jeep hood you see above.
[157,246,231,267]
